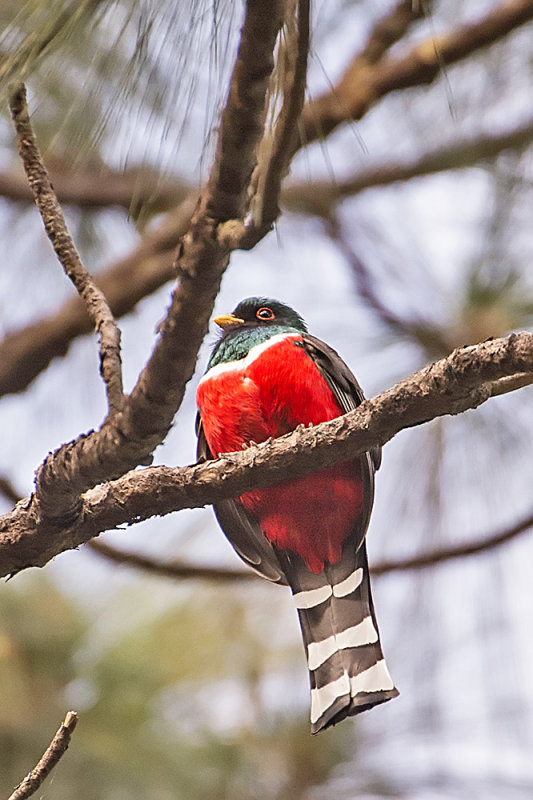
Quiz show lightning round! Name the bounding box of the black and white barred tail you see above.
[280,541,398,734]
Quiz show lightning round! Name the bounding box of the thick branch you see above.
[2,3,532,398]
[8,711,78,800]
[1,332,531,578]
[9,84,124,415]
[26,0,286,525]
[121,0,285,444]
[204,0,284,221]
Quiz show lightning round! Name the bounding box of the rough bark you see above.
[0,332,531,578]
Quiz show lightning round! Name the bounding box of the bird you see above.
[196,297,398,733]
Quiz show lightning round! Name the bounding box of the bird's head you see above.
[214,297,307,333]
[207,297,307,367]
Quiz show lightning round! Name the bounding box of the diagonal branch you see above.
[357,0,433,65]
[283,117,533,217]
[7,711,78,800]
[300,0,533,146]
[22,0,287,526]
[1,331,531,578]
[1,2,533,399]
[9,84,124,414]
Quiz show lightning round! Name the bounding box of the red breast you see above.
[197,334,363,571]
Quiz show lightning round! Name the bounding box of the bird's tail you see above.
[284,541,398,734]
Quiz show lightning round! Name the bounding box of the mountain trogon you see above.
[196,297,398,733]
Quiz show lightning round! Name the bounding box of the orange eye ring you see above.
[256,307,275,321]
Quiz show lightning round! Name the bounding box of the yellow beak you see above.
[213,313,245,328]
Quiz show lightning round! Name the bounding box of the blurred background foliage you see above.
[1,570,353,799]
[0,0,532,798]
[0,572,346,798]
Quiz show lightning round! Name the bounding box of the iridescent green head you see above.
[207,297,308,368]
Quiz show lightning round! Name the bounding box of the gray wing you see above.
[302,334,380,551]
[302,334,381,471]
[196,414,288,584]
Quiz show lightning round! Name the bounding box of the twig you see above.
[0,477,21,506]
[87,540,258,582]
[371,510,533,574]
[7,711,78,800]
[9,84,124,415]
[486,371,533,397]
[252,0,310,229]
[87,510,533,581]
[359,0,432,65]
[1,331,531,578]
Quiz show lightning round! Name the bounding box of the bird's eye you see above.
[256,307,275,321]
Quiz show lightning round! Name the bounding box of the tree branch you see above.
[300,0,533,146]
[0,164,190,214]
[371,510,533,575]
[0,476,21,506]
[0,197,194,397]
[358,0,432,65]
[7,711,78,800]
[87,508,533,581]
[9,84,124,415]
[10,0,287,529]
[1,332,531,578]
[250,0,310,229]
[203,0,285,222]
[87,539,257,582]
[119,0,286,445]
[2,2,532,399]
[283,118,533,217]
